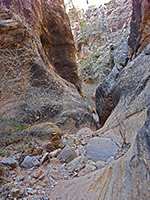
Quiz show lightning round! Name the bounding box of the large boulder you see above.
[29,122,62,151]
[86,137,120,162]
[0,0,97,133]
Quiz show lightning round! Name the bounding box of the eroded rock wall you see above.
[0,0,96,133]
[69,0,132,109]
[51,33,150,200]
[50,0,150,198]
[96,0,150,127]
[128,0,150,59]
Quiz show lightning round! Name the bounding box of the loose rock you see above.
[0,158,18,168]
[40,152,49,164]
[57,145,77,163]
[22,156,40,168]
[67,156,86,173]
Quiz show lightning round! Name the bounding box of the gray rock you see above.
[22,156,33,168]
[57,145,77,163]
[40,152,49,163]
[31,195,41,200]
[67,156,86,173]
[86,137,120,162]
[32,156,40,167]
[26,187,36,195]
[22,156,40,168]
[42,195,48,200]
[18,175,24,181]
[10,188,23,198]
[38,174,45,180]
[96,160,107,169]
[107,156,115,163]
[0,158,18,168]
[95,65,121,126]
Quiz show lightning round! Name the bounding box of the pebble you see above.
[18,175,24,181]
[22,156,34,168]
[57,145,77,163]
[26,187,36,195]
[78,164,96,176]
[40,152,49,164]
[42,194,49,200]
[30,180,37,186]
[31,195,41,200]
[38,174,45,180]
[0,158,18,168]
[49,149,61,157]
[10,188,23,198]
[96,160,107,169]
[32,170,43,179]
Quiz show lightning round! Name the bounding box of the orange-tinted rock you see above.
[128,0,150,59]
[0,0,96,133]
[0,0,81,93]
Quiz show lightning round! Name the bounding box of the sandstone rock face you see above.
[95,65,123,126]
[0,0,96,133]
[96,39,150,127]
[69,0,132,109]
[49,106,150,200]
[50,0,150,197]
[128,0,150,59]
[0,0,81,93]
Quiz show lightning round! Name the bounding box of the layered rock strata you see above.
[0,0,96,133]
[69,0,132,109]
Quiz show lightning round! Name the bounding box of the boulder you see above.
[57,145,77,163]
[66,156,86,173]
[22,156,40,168]
[0,158,18,168]
[86,137,120,162]
[29,122,62,150]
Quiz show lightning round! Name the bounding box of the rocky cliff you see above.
[128,0,150,59]
[69,0,132,109]
[0,0,150,199]
[50,0,150,199]
[0,0,96,133]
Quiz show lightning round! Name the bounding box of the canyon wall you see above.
[0,0,96,133]
[51,0,150,199]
